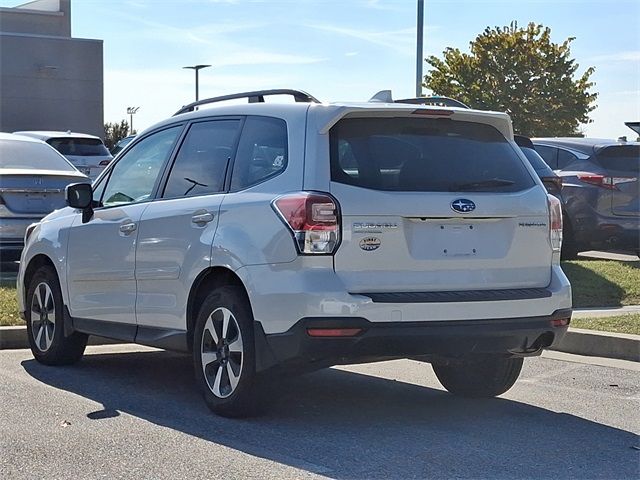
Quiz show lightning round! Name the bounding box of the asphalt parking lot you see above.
[1,345,638,479]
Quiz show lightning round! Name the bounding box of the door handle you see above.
[119,222,137,234]
[191,212,214,225]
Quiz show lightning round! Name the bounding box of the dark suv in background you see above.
[533,137,639,258]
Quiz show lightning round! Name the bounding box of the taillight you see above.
[577,173,636,190]
[548,194,563,252]
[272,192,341,255]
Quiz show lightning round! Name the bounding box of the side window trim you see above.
[94,124,185,210]
[158,115,245,199]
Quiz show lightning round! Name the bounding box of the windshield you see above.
[330,117,535,192]
[48,137,111,157]
[0,139,77,171]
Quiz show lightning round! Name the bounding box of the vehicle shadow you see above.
[22,350,638,479]
[562,260,635,307]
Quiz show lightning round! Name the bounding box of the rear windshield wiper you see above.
[452,178,515,191]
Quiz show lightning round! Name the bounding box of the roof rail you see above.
[174,89,321,116]
[395,96,470,109]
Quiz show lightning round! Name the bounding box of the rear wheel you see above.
[26,265,87,365]
[432,355,524,398]
[193,286,261,417]
[561,218,580,260]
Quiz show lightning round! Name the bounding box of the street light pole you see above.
[183,64,211,102]
[126,106,139,134]
[416,0,424,97]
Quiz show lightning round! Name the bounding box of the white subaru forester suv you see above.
[18,89,572,417]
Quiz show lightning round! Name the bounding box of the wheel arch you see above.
[186,266,250,351]
[23,254,58,305]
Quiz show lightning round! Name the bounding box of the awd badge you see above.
[359,237,381,251]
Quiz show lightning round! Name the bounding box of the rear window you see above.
[596,145,640,174]
[330,118,535,192]
[48,137,110,157]
[0,139,76,171]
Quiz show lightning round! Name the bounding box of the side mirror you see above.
[65,183,94,222]
[66,183,93,209]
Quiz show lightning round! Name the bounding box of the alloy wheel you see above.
[30,282,55,352]
[201,307,244,398]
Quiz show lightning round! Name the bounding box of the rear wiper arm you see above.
[452,178,515,191]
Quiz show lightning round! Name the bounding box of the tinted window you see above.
[596,145,640,174]
[0,139,76,171]
[534,145,558,169]
[101,126,181,207]
[519,146,550,171]
[163,120,239,198]
[557,149,578,169]
[330,118,535,192]
[48,138,110,157]
[231,117,288,191]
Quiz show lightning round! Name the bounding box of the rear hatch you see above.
[329,115,551,293]
[46,137,112,177]
[595,144,640,217]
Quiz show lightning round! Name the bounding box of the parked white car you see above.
[0,133,88,261]
[14,131,112,180]
[17,89,572,417]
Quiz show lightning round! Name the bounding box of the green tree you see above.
[103,120,132,150]
[424,22,598,137]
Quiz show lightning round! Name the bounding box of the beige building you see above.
[0,0,104,137]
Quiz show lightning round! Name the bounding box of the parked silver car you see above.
[0,133,88,261]
[14,131,113,180]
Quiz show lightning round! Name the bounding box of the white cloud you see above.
[306,24,416,55]
[587,51,640,63]
[103,68,296,131]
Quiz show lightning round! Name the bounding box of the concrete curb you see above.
[0,326,123,350]
[572,306,640,318]
[552,328,639,362]
[2,325,638,362]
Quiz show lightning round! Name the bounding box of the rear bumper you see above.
[565,201,639,251]
[255,309,572,371]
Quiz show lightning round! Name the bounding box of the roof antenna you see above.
[369,90,393,103]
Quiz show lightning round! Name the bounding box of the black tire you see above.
[561,219,580,260]
[432,355,524,398]
[25,265,87,365]
[193,286,261,417]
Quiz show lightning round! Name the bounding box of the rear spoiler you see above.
[316,105,513,139]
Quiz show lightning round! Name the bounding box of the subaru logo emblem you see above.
[451,198,475,213]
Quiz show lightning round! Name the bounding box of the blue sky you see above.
[5,0,639,137]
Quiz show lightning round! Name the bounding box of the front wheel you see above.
[432,355,524,398]
[26,265,87,365]
[193,286,261,417]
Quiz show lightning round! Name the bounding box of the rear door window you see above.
[534,145,558,169]
[557,149,578,169]
[163,120,240,198]
[230,116,288,191]
[330,117,534,192]
[596,145,640,174]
